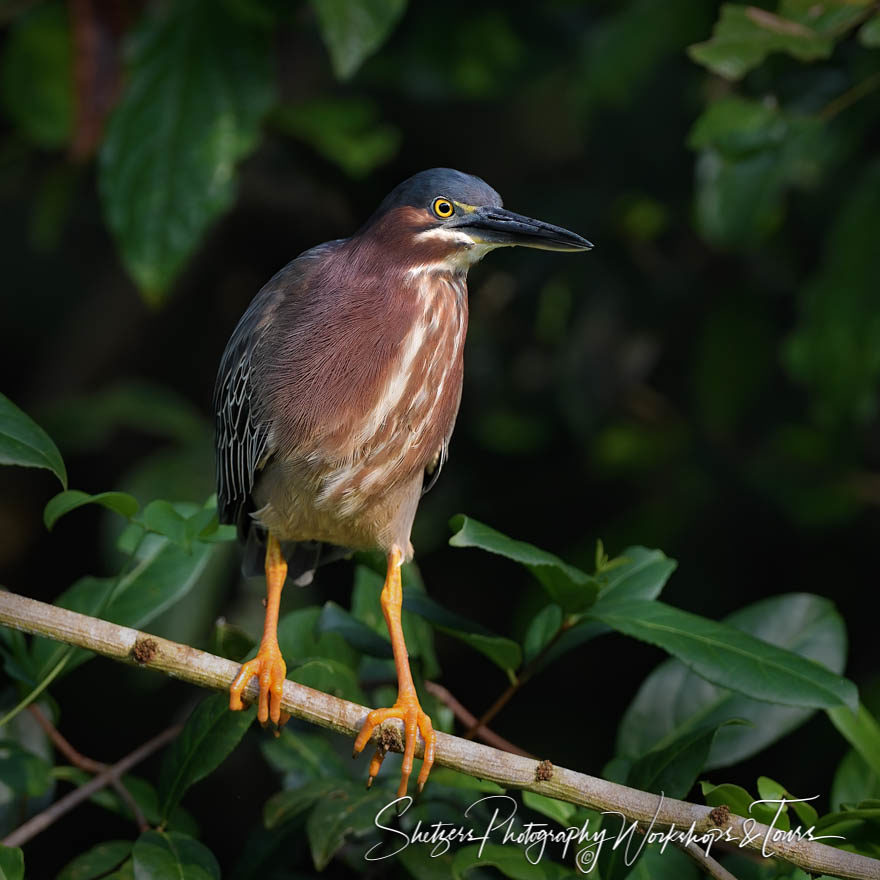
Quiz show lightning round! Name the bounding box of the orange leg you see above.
[229,533,290,727]
[352,547,436,797]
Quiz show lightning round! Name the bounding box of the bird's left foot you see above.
[353,690,436,798]
[229,639,291,729]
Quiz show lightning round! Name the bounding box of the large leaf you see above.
[131,831,219,880]
[827,703,880,778]
[449,515,598,613]
[157,693,253,820]
[58,841,132,880]
[536,546,676,672]
[261,729,351,787]
[616,593,848,768]
[290,658,366,704]
[590,597,856,711]
[31,528,216,678]
[0,392,67,488]
[0,847,24,880]
[403,590,521,672]
[305,781,382,870]
[832,749,880,810]
[317,601,392,659]
[310,0,407,80]
[44,490,139,530]
[99,0,275,300]
[0,1,73,148]
[0,741,53,797]
[263,778,341,830]
[276,606,359,671]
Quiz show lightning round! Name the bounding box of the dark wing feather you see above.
[422,438,449,495]
[214,286,276,535]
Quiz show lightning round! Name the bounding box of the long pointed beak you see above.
[449,206,593,252]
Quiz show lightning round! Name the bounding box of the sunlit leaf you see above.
[157,693,253,820]
[99,0,275,300]
[44,490,138,530]
[310,0,407,80]
[590,598,857,711]
[449,515,598,613]
[0,392,67,488]
[131,831,219,880]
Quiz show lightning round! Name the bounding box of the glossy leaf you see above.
[317,601,392,658]
[57,841,132,880]
[311,0,407,80]
[99,0,275,300]
[522,604,562,665]
[700,781,785,828]
[449,515,598,613]
[0,392,67,488]
[305,781,381,870]
[756,775,817,828]
[627,721,738,799]
[131,831,219,880]
[832,749,880,810]
[590,597,856,711]
[522,790,576,826]
[157,693,254,820]
[44,490,138,530]
[0,1,73,148]
[616,593,848,768]
[0,847,24,880]
[403,590,522,672]
[827,703,880,777]
[536,546,675,672]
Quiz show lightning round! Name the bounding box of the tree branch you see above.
[1,590,878,880]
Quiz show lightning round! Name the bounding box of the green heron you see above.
[214,168,592,796]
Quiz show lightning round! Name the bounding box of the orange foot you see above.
[353,691,436,798]
[229,640,290,728]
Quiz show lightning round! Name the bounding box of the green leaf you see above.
[0,1,73,148]
[317,601,392,658]
[99,0,275,301]
[0,847,24,880]
[131,831,219,880]
[616,593,848,769]
[832,749,880,809]
[449,515,598,613]
[58,841,132,880]
[590,598,857,711]
[44,490,139,530]
[452,843,570,879]
[428,767,505,794]
[860,13,880,46]
[157,693,253,820]
[756,776,817,827]
[522,790,576,826]
[700,781,785,827]
[290,658,366,704]
[272,98,400,178]
[827,703,880,778]
[277,606,359,670]
[0,741,53,797]
[0,392,67,488]
[32,526,216,679]
[523,604,562,665]
[305,781,381,870]
[261,729,350,785]
[536,546,675,672]
[403,591,522,672]
[141,500,189,547]
[212,620,256,662]
[310,0,407,80]
[627,722,738,799]
[688,3,831,80]
[263,778,341,829]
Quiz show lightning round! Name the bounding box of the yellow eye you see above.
[432,197,454,219]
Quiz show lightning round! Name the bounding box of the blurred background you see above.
[1,0,879,875]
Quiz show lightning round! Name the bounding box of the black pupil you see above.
[438,201,451,214]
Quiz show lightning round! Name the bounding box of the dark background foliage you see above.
[1,0,879,877]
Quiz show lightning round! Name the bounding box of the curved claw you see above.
[353,697,436,798]
[229,642,288,727]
